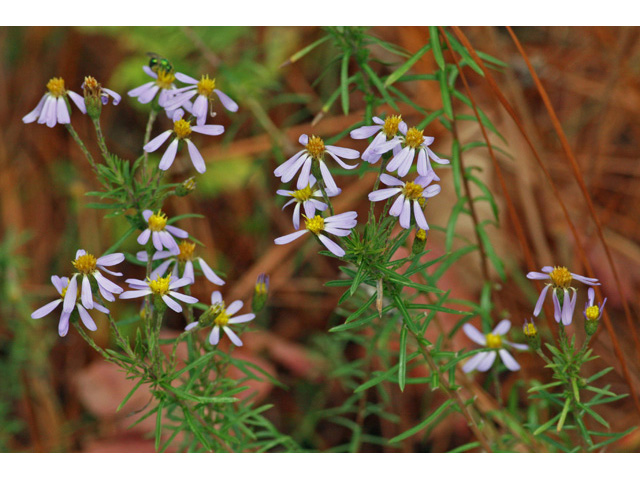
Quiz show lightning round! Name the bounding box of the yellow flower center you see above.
[255,281,267,296]
[305,215,325,235]
[404,127,425,149]
[46,77,66,98]
[523,322,537,337]
[214,309,230,327]
[177,241,196,262]
[72,254,97,275]
[61,285,81,301]
[156,70,175,89]
[291,184,314,202]
[306,135,325,160]
[586,305,600,322]
[173,119,192,139]
[485,333,502,349]
[416,229,427,241]
[382,115,402,138]
[402,181,424,201]
[549,266,572,289]
[148,211,168,232]
[196,74,216,97]
[148,274,172,296]
[84,76,99,89]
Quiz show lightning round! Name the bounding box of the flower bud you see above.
[523,318,540,350]
[583,288,606,336]
[175,177,196,197]
[252,273,269,312]
[412,228,427,255]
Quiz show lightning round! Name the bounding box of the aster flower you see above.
[374,124,449,178]
[31,275,109,337]
[527,266,599,325]
[368,172,441,230]
[164,73,238,126]
[143,110,224,174]
[185,291,255,347]
[462,320,528,373]
[128,65,183,109]
[274,211,357,257]
[137,210,190,255]
[273,134,359,194]
[582,288,607,326]
[63,250,124,315]
[276,175,339,229]
[136,240,225,286]
[350,115,406,164]
[120,274,198,313]
[23,77,86,128]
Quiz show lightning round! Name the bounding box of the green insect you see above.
[147,52,173,74]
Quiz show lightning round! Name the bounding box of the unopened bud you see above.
[412,228,427,255]
[176,177,196,196]
[523,318,540,350]
[252,273,269,312]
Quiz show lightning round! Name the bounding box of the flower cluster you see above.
[353,115,446,231]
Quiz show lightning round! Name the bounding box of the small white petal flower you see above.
[137,210,190,255]
[274,134,359,194]
[350,115,407,164]
[276,175,339,229]
[23,77,84,128]
[136,240,225,286]
[128,65,186,112]
[584,287,606,323]
[163,73,238,126]
[61,250,124,313]
[462,320,527,373]
[527,266,599,322]
[185,291,255,347]
[374,124,449,178]
[369,172,440,230]
[31,275,109,337]
[274,211,357,258]
[144,111,224,174]
[120,274,198,313]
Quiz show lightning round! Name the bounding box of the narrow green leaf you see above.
[117,378,146,412]
[384,43,432,88]
[341,51,351,115]
[429,26,445,71]
[399,325,408,392]
[284,35,330,65]
[155,400,164,452]
[361,62,398,110]
[389,398,455,443]
[103,226,137,256]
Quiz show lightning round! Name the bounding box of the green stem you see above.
[65,124,97,171]
[91,117,111,162]
[143,107,159,177]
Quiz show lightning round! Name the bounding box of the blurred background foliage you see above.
[1,26,640,452]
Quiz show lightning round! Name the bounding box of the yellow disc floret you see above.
[305,215,325,235]
[291,184,314,202]
[46,77,66,98]
[197,74,216,98]
[485,333,502,349]
[214,308,230,327]
[148,211,168,232]
[177,241,196,262]
[306,135,325,160]
[404,127,425,149]
[148,274,172,296]
[156,70,175,89]
[402,181,424,201]
[416,229,427,242]
[72,253,97,275]
[549,266,572,289]
[382,115,402,138]
[585,305,600,322]
[173,119,192,139]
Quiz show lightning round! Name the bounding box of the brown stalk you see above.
[505,26,640,361]
[450,26,640,416]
